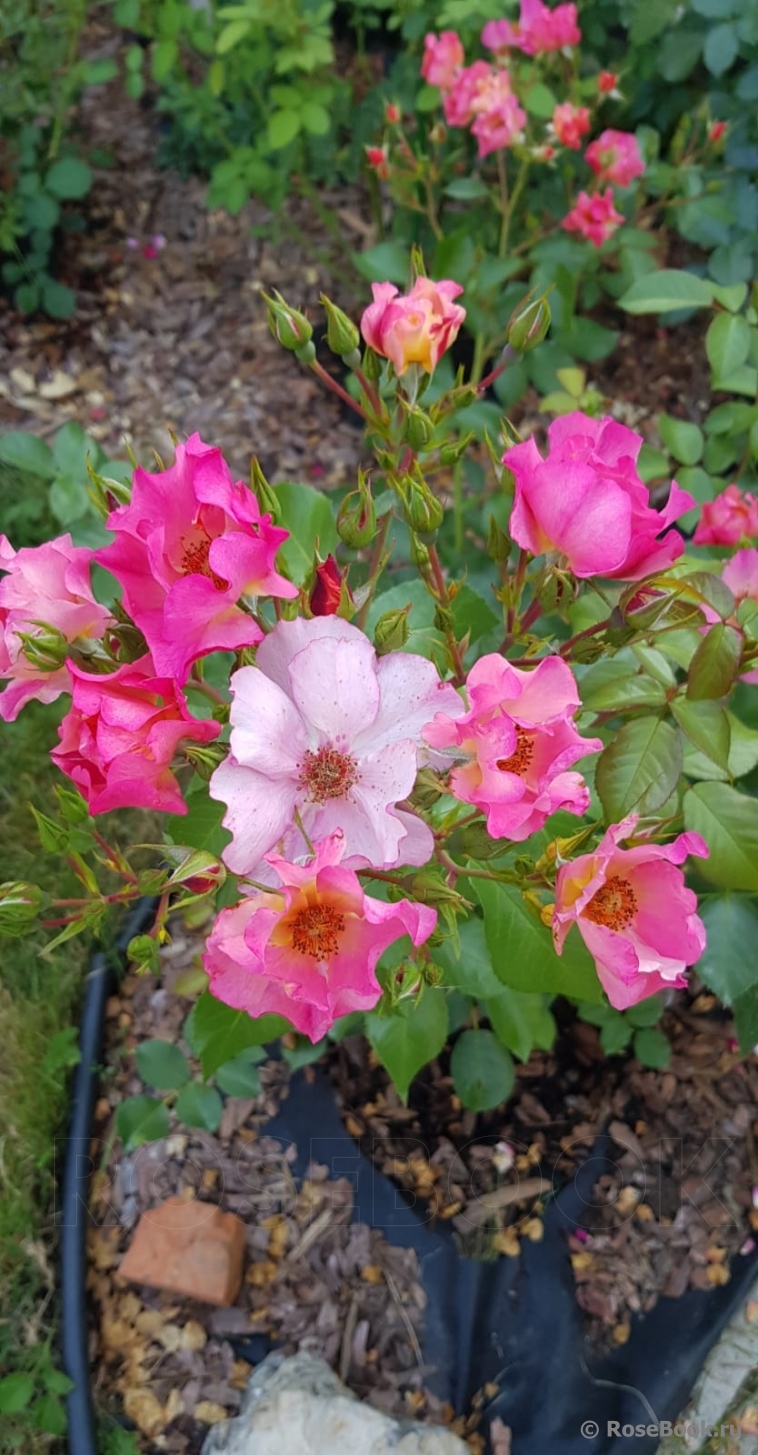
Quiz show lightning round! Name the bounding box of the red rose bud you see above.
[310,555,350,616]
[709,120,727,144]
[597,71,618,93]
[385,101,401,125]
[365,145,390,180]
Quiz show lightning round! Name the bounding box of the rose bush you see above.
[2,269,758,1126]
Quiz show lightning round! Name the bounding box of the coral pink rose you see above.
[483,0,580,56]
[360,277,465,376]
[562,188,625,247]
[694,484,758,546]
[585,129,645,187]
[552,815,708,1009]
[95,433,297,684]
[0,533,111,722]
[203,831,437,1042]
[210,614,465,874]
[551,102,591,150]
[504,413,696,580]
[52,654,220,815]
[469,71,527,157]
[424,654,602,841]
[421,31,464,91]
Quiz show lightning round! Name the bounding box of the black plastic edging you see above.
[62,900,157,1455]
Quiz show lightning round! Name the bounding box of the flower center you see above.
[179,529,228,590]
[584,875,637,931]
[496,730,534,777]
[299,746,358,803]
[291,902,346,961]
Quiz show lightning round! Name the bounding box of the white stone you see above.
[201,1352,467,1455]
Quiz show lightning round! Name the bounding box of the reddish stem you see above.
[310,359,367,420]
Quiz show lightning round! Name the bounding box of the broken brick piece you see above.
[118,1196,245,1306]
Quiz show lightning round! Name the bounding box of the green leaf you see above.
[352,242,409,287]
[53,420,93,477]
[175,1082,223,1131]
[625,994,664,1028]
[703,20,739,75]
[216,18,251,52]
[116,1095,170,1151]
[15,282,41,314]
[0,431,55,479]
[633,1027,671,1069]
[215,1047,265,1097]
[166,792,231,858]
[657,414,703,466]
[600,1013,632,1055]
[42,1369,74,1396]
[486,988,556,1061]
[619,270,714,314]
[274,481,337,580]
[33,1392,67,1435]
[268,109,301,149]
[366,989,448,1102]
[734,984,758,1054]
[366,578,445,660]
[672,698,731,771]
[433,916,504,999]
[596,717,683,821]
[281,1035,326,1070]
[683,782,758,891]
[444,177,490,201]
[523,82,557,118]
[449,583,499,647]
[186,990,290,1077]
[300,101,330,135]
[686,623,742,700]
[706,312,751,379]
[681,711,758,782]
[698,895,758,1002]
[0,1373,35,1413]
[710,282,748,313]
[49,474,89,525]
[151,37,178,80]
[45,158,92,200]
[42,281,76,319]
[475,880,602,1002]
[136,1038,190,1091]
[450,1029,514,1111]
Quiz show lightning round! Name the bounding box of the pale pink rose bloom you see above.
[360,277,466,376]
[443,61,493,127]
[552,815,708,1010]
[0,533,111,722]
[95,433,297,684]
[421,30,465,91]
[424,654,602,842]
[469,71,527,157]
[483,0,580,56]
[209,615,465,874]
[203,830,437,1042]
[52,654,220,815]
[551,102,591,150]
[585,129,645,187]
[694,484,758,546]
[722,547,758,682]
[562,187,625,247]
[504,413,695,580]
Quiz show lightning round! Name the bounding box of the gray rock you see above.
[200,1352,467,1455]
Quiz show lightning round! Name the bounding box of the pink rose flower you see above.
[483,0,580,56]
[94,433,298,684]
[551,102,591,150]
[203,830,437,1042]
[585,129,645,187]
[51,654,221,815]
[504,413,696,580]
[424,654,602,842]
[722,548,758,683]
[360,277,465,377]
[443,61,493,127]
[562,188,625,247]
[693,484,758,546]
[0,534,111,722]
[209,614,465,874]
[421,30,465,92]
[469,71,527,158]
[552,815,708,1010]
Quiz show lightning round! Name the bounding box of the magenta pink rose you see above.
[443,61,493,127]
[210,614,464,875]
[504,412,696,580]
[562,188,625,247]
[483,0,580,56]
[94,433,297,684]
[203,831,437,1042]
[0,533,111,722]
[552,816,708,1010]
[52,654,221,815]
[360,277,465,376]
[424,654,602,842]
[551,102,591,150]
[469,71,527,157]
[694,484,758,546]
[585,129,645,187]
[421,30,464,91]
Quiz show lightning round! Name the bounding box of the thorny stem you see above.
[356,511,392,630]
[558,618,611,658]
[435,847,516,883]
[310,359,367,420]
[426,544,466,683]
[477,343,520,395]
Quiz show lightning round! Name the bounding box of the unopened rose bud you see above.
[310,555,351,616]
[459,822,503,860]
[385,100,401,125]
[401,474,444,541]
[410,534,431,573]
[535,567,573,614]
[709,120,727,144]
[250,457,281,523]
[620,584,671,629]
[17,623,69,672]
[261,290,313,351]
[429,122,447,145]
[336,474,376,549]
[409,870,467,909]
[373,606,410,655]
[438,431,475,467]
[321,295,361,363]
[506,294,551,353]
[597,70,618,94]
[365,145,390,181]
[0,881,43,937]
[401,401,435,451]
